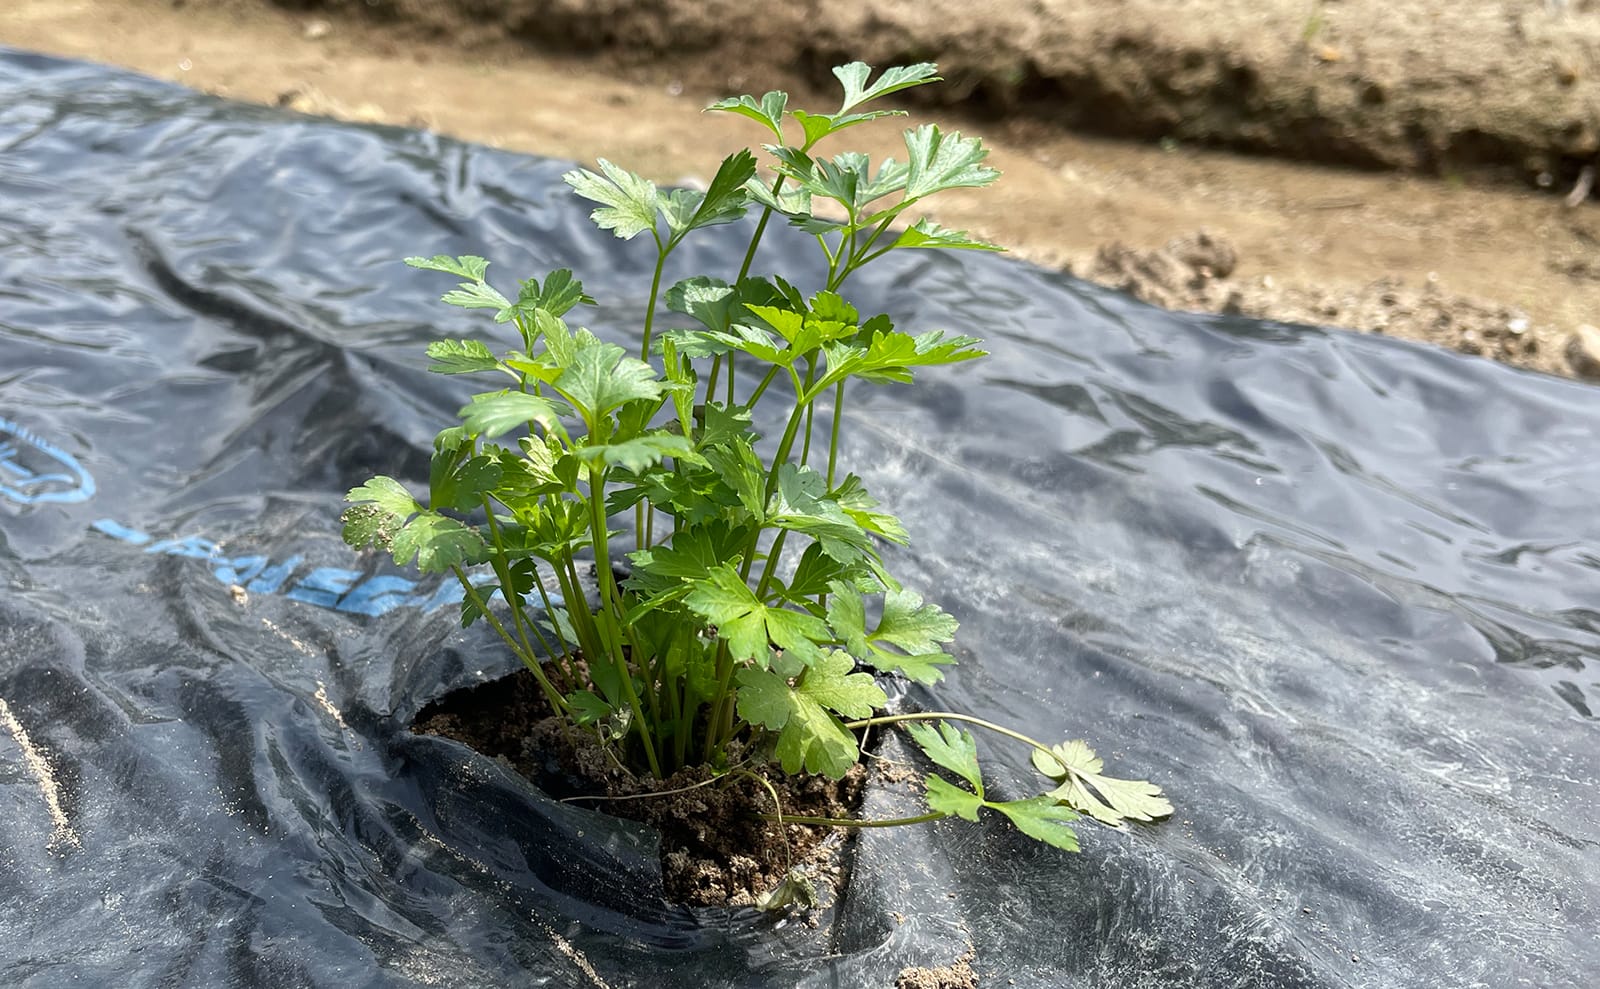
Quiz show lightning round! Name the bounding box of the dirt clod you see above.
[414,669,864,907]
[896,947,979,989]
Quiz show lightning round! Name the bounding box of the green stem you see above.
[825,381,845,488]
[844,712,1053,757]
[753,530,788,601]
[704,355,722,415]
[701,640,736,763]
[586,464,662,778]
[746,363,783,407]
[451,567,570,716]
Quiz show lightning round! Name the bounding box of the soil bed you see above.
[414,668,865,908]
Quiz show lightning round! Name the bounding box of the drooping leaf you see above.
[827,580,957,684]
[906,721,983,794]
[405,255,489,282]
[566,690,612,727]
[665,276,738,332]
[923,774,983,821]
[768,464,874,564]
[440,280,514,314]
[991,797,1082,851]
[1031,740,1174,825]
[876,587,958,654]
[831,474,909,545]
[563,159,661,240]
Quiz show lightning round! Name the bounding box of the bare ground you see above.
[4,0,1599,380]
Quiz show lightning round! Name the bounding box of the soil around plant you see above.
[413,667,865,908]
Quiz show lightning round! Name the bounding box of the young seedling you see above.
[343,62,1171,871]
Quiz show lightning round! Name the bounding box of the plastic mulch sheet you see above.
[2,48,1597,988]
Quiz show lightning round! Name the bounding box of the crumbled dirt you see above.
[5,0,1598,383]
[414,668,864,907]
[1081,229,1564,374]
[896,946,980,989]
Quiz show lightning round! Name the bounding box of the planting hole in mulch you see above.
[413,667,866,908]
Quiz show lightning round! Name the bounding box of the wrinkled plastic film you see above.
[1,50,1597,988]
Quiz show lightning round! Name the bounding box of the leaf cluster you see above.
[340,62,1170,859]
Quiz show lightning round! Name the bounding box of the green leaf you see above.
[430,454,503,512]
[991,797,1082,851]
[405,255,489,281]
[440,280,514,313]
[390,513,488,573]
[553,337,664,421]
[827,580,957,684]
[458,391,565,438]
[891,218,1003,253]
[515,269,594,318]
[779,542,872,600]
[685,565,831,667]
[797,650,886,718]
[923,774,983,821]
[831,474,909,545]
[563,159,660,240]
[903,124,1000,199]
[426,339,501,375]
[576,432,694,472]
[661,150,756,242]
[345,476,421,519]
[734,666,791,729]
[706,90,788,142]
[1032,740,1174,825]
[768,464,874,564]
[684,565,769,664]
[906,721,983,794]
[819,327,985,391]
[665,276,738,332]
[834,61,942,113]
[789,109,905,149]
[566,690,612,727]
[341,503,402,551]
[751,651,886,778]
[877,588,958,653]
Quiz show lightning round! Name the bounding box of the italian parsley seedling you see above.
[343,61,1170,864]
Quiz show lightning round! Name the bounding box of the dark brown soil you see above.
[413,668,865,908]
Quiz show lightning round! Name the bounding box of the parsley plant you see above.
[344,63,1170,853]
